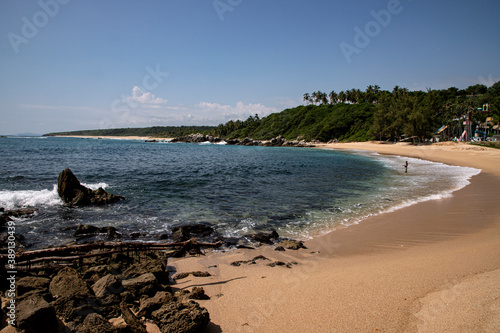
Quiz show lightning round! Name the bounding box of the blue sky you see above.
[1,0,499,135]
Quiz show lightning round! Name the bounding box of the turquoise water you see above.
[0,137,480,249]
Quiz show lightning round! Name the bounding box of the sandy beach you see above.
[167,142,500,332]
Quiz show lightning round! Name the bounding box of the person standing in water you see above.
[404,161,408,174]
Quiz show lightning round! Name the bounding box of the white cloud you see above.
[127,86,167,107]
[197,101,278,122]
[103,99,278,128]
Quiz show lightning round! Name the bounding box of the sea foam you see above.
[0,185,61,210]
[0,182,109,210]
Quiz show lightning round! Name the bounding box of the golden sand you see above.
[169,142,500,332]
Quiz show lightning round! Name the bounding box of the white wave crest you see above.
[0,185,61,210]
[81,182,108,190]
[0,182,110,209]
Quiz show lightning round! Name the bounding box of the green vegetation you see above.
[45,81,500,143]
[44,126,214,138]
[208,103,375,142]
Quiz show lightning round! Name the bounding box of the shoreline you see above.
[43,137,500,331]
[170,142,500,332]
[48,135,174,141]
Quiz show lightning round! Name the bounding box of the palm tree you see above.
[303,93,311,105]
[338,91,346,103]
[311,91,319,104]
[328,90,338,104]
[318,91,328,105]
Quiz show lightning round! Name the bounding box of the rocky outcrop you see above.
[170,134,315,147]
[246,229,280,245]
[17,276,51,297]
[171,133,222,144]
[226,136,316,147]
[171,224,215,242]
[1,250,212,332]
[122,272,158,297]
[49,267,94,298]
[74,224,122,240]
[137,291,174,318]
[0,208,36,230]
[121,257,169,284]
[276,239,307,250]
[92,274,123,298]
[152,300,210,333]
[75,313,116,333]
[57,168,124,206]
[17,295,59,333]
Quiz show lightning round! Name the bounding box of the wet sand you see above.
[170,142,500,332]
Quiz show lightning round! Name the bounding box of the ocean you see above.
[0,136,481,249]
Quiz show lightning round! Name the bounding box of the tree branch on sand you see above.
[1,239,222,270]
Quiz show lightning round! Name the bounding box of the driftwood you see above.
[2,239,222,270]
[120,302,148,333]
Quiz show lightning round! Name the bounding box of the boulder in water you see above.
[57,168,124,206]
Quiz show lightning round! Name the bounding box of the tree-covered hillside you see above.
[45,81,500,143]
[208,103,375,142]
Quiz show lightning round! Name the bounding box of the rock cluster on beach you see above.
[57,168,125,206]
[226,135,316,147]
[1,251,211,333]
[171,133,316,147]
[0,168,310,332]
[0,216,307,332]
[171,133,222,144]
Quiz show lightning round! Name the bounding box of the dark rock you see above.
[52,295,94,323]
[173,271,211,280]
[171,224,215,242]
[75,313,116,333]
[246,229,279,244]
[230,261,245,267]
[122,272,157,297]
[236,244,255,250]
[0,232,26,250]
[57,168,124,206]
[82,265,112,283]
[276,239,307,250]
[274,246,286,251]
[130,232,144,239]
[17,295,59,333]
[173,272,190,280]
[188,287,210,300]
[0,208,36,230]
[49,267,94,298]
[121,258,169,284]
[267,261,286,267]
[3,208,36,218]
[152,301,210,333]
[92,274,123,298]
[74,224,122,240]
[137,291,174,318]
[17,276,51,296]
[74,224,100,235]
[230,255,270,266]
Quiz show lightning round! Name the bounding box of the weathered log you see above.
[3,239,222,270]
[6,239,222,261]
